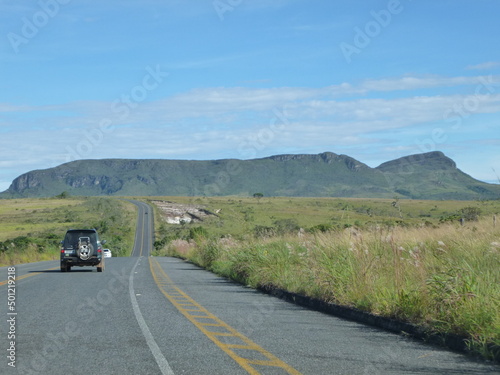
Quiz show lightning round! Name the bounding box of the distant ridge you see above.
[1,151,499,200]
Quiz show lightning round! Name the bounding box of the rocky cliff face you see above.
[66,175,124,194]
[267,152,368,171]
[10,172,42,191]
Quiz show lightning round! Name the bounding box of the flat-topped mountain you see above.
[1,151,499,200]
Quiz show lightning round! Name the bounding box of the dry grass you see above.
[0,247,60,266]
[163,218,500,360]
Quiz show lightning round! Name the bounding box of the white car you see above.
[103,248,112,258]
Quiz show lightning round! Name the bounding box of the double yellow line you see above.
[149,257,302,375]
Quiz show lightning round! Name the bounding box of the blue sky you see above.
[1,0,500,192]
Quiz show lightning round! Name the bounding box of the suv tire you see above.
[97,259,105,272]
[60,263,71,272]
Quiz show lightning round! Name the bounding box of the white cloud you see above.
[356,75,500,93]
[466,62,500,70]
[1,73,500,191]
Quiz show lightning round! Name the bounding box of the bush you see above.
[194,240,220,268]
[253,225,276,238]
[460,206,482,221]
[308,223,334,233]
[189,226,209,241]
[273,218,299,235]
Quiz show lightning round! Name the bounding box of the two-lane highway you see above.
[128,199,154,257]
[0,201,497,374]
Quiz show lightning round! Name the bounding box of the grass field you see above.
[0,197,137,266]
[151,196,500,361]
[149,195,500,239]
[1,195,498,360]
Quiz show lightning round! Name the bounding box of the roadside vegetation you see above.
[151,196,500,361]
[0,196,136,266]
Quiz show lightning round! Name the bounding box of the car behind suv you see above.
[60,229,106,272]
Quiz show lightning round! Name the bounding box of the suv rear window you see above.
[63,230,98,249]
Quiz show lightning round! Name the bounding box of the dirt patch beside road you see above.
[151,200,217,224]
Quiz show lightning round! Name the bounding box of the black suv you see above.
[60,229,106,272]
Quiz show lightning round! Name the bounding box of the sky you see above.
[1,0,500,192]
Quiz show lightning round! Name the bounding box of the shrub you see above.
[308,223,334,233]
[189,226,209,241]
[273,218,299,235]
[253,225,276,238]
[460,206,482,221]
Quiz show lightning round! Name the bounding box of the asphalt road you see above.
[128,199,154,257]
[0,201,497,374]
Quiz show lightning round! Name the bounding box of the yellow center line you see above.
[139,207,145,257]
[0,266,59,285]
[149,257,303,375]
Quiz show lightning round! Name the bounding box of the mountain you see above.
[375,152,497,200]
[1,151,499,200]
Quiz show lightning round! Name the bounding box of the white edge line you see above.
[129,257,175,375]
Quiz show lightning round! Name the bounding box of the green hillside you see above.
[1,151,499,200]
[376,152,498,199]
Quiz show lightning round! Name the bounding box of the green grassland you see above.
[151,196,500,361]
[0,197,137,265]
[1,195,498,360]
[149,196,500,238]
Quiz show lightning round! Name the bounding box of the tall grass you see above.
[161,218,500,360]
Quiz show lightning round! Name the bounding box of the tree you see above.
[253,193,264,201]
[55,191,70,199]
